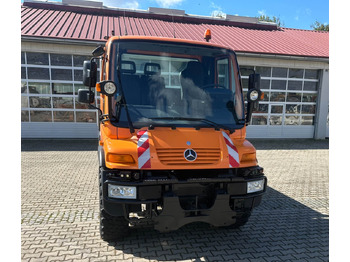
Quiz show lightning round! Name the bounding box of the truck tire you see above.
[99,168,130,241]
[100,210,130,241]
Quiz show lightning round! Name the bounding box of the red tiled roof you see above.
[21,3,329,58]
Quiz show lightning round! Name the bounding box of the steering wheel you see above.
[201,84,226,89]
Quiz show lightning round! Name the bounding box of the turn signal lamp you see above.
[260,92,265,100]
[96,82,101,92]
[241,153,256,162]
[204,29,212,42]
[107,154,135,164]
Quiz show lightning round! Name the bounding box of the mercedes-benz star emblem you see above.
[184,149,197,162]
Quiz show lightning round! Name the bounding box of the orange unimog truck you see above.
[78,32,267,241]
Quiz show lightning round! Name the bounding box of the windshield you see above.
[109,40,244,130]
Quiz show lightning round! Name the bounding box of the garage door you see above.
[241,66,319,138]
[21,51,100,138]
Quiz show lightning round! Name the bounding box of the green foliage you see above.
[257,15,284,27]
[311,21,329,31]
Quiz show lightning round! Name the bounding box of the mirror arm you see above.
[246,102,253,124]
[88,104,103,121]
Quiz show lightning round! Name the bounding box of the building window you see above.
[271,80,287,90]
[21,52,99,123]
[21,111,29,122]
[27,68,50,80]
[30,111,52,122]
[53,111,74,122]
[50,54,72,66]
[26,52,49,65]
[28,82,51,94]
[288,68,303,78]
[272,67,288,78]
[287,80,302,91]
[251,115,267,125]
[76,111,97,122]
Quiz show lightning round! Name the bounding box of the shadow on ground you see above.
[21,139,98,151]
[250,138,329,150]
[108,186,328,261]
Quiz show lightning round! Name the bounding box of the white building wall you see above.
[21,41,97,56]
[314,69,329,139]
[21,122,98,138]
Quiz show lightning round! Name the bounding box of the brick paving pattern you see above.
[21,139,329,262]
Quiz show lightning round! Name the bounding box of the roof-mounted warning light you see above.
[204,29,211,42]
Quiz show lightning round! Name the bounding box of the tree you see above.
[257,15,284,27]
[311,21,329,31]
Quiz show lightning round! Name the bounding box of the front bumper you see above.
[101,167,267,231]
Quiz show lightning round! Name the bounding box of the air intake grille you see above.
[156,148,221,165]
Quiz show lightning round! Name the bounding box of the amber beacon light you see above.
[204,29,211,42]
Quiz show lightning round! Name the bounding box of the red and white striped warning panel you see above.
[137,130,151,169]
[222,131,240,168]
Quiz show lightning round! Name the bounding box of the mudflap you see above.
[153,194,235,232]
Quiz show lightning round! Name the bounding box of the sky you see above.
[22,0,329,30]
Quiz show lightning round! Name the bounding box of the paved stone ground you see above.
[21,139,329,262]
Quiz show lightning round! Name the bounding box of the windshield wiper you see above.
[149,117,237,133]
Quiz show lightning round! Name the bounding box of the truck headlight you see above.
[247,179,264,193]
[108,184,137,199]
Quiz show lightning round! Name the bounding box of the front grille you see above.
[156,148,221,165]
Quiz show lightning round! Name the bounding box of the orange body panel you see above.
[101,126,257,170]
[99,36,257,171]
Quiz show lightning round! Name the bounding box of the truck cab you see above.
[79,35,267,241]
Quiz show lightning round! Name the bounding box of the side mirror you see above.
[248,73,260,90]
[246,73,262,124]
[78,89,95,104]
[92,45,105,57]
[83,60,97,87]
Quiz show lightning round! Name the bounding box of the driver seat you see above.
[180,61,211,116]
[180,61,206,88]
